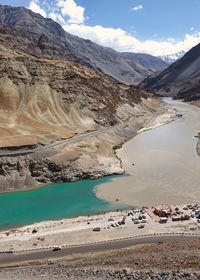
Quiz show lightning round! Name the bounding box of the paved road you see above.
[0,121,128,158]
[0,235,198,266]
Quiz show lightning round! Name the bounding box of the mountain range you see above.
[140,42,200,103]
[0,22,152,147]
[0,13,164,189]
[0,3,199,189]
[0,4,168,85]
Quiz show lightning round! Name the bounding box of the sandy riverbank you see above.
[96,99,200,207]
[0,203,199,253]
[95,108,177,207]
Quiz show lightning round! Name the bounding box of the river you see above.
[96,98,200,207]
[0,176,126,229]
[1,98,200,229]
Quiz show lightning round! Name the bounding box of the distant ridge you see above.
[140,42,200,102]
[0,4,168,85]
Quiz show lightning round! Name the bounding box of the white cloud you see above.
[49,12,65,24]
[167,38,175,43]
[57,0,85,24]
[63,24,200,56]
[28,0,47,17]
[27,0,200,57]
[131,5,143,11]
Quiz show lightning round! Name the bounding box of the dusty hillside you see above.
[0,58,151,147]
[0,24,166,191]
[0,24,154,148]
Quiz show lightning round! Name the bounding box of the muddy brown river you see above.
[96,99,200,207]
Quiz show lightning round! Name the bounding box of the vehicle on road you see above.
[52,246,61,251]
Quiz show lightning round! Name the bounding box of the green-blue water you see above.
[0,176,127,230]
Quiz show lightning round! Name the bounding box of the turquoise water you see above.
[0,176,127,230]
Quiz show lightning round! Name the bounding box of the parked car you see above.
[138,224,145,229]
[93,227,101,231]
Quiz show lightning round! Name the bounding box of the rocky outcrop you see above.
[118,51,168,72]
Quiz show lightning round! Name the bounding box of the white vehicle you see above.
[52,246,61,251]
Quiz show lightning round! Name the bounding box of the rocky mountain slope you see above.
[0,23,156,148]
[0,23,166,191]
[0,4,167,85]
[119,52,168,72]
[140,43,200,102]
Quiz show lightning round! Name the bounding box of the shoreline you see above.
[0,100,176,232]
[96,98,200,207]
[0,182,49,195]
[0,202,130,233]
[0,203,200,253]
[0,100,175,197]
[0,96,167,194]
[95,107,177,206]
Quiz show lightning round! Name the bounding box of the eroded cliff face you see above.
[0,24,165,191]
[0,55,152,147]
[0,96,165,192]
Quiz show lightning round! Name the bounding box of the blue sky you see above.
[1,0,200,56]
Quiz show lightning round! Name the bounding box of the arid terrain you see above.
[0,4,200,279]
[0,5,168,85]
[1,203,200,279]
[0,23,167,192]
[0,239,200,279]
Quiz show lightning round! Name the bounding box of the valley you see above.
[0,22,166,192]
[96,99,200,207]
[0,3,199,278]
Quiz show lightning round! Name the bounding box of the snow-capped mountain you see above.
[159,51,186,64]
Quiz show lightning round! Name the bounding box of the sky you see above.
[1,0,200,56]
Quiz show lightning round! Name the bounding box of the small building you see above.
[154,205,172,217]
[159,217,168,223]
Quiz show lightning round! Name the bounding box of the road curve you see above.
[0,121,127,158]
[0,235,198,266]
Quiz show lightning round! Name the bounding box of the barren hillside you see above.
[0,5,168,85]
[0,24,165,191]
[140,42,200,103]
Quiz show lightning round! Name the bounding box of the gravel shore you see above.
[0,204,200,253]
